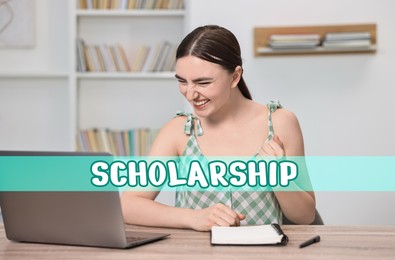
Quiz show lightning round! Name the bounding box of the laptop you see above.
[0,151,170,249]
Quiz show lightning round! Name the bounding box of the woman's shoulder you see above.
[260,100,297,122]
[149,115,188,156]
[272,106,299,122]
[270,104,303,144]
[251,100,298,121]
[159,114,188,135]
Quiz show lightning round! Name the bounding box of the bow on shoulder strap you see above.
[176,111,204,136]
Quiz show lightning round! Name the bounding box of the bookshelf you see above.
[69,0,186,155]
[254,23,377,56]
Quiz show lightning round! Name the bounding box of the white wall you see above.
[0,0,70,150]
[188,0,395,225]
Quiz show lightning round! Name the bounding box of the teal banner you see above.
[0,156,394,191]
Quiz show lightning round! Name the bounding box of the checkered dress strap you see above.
[175,111,233,211]
[266,100,282,141]
[174,110,282,225]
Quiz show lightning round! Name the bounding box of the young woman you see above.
[121,25,316,231]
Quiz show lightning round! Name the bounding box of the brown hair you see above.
[176,25,252,100]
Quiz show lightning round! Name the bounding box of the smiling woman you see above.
[121,25,316,231]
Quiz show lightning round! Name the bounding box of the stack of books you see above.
[268,34,320,50]
[78,0,184,10]
[144,41,178,72]
[76,39,177,73]
[322,31,372,50]
[77,128,159,156]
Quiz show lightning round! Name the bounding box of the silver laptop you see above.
[0,151,170,249]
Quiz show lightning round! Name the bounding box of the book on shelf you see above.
[145,42,167,72]
[77,39,176,73]
[155,0,166,9]
[127,0,137,9]
[117,44,131,71]
[131,45,151,72]
[211,224,288,246]
[78,128,159,156]
[123,130,131,156]
[111,45,130,72]
[78,0,184,10]
[120,0,129,9]
[321,31,373,50]
[83,46,96,71]
[155,41,172,71]
[110,0,129,9]
[132,129,140,156]
[144,41,177,72]
[269,34,320,42]
[98,129,112,154]
[144,0,156,9]
[76,38,87,72]
[86,129,100,152]
[324,31,371,42]
[93,45,104,71]
[322,39,372,49]
[113,130,126,156]
[110,0,120,9]
[268,34,320,50]
[78,0,88,11]
[100,45,118,72]
[95,46,106,71]
[109,46,121,71]
[162,44,177,71]
[268,41,320,49]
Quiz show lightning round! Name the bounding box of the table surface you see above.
[1,224,395,260]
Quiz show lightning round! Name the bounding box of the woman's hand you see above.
[190,204,245,231]
[259,135,285,157]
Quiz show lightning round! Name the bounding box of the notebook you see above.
[211,224,288,246]
[0,151,170,249]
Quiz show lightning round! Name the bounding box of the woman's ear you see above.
[231,66,243,89]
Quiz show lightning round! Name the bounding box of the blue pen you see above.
[299,235,320,248]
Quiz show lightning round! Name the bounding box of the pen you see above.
[299,235,320,248]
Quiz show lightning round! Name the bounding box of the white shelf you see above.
[76,9,185,17]
[76,72,176,79]
[254,24,377,56]
[0,71,68,79]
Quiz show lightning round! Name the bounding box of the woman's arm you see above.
[120,117,244,230]
[120,117,187,227]
[121,190,195,228]
[121,191,245,230]
[261,109,316,224]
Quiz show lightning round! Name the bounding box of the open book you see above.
[211,224,288,246]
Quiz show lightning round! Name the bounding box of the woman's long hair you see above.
[176,25,252,100]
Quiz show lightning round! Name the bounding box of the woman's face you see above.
[175,55,236,118]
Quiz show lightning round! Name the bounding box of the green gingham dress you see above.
[175,101,283,225]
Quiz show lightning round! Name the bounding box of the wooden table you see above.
[1,224,395,259]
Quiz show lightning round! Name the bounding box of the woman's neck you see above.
[202,88,254,128]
